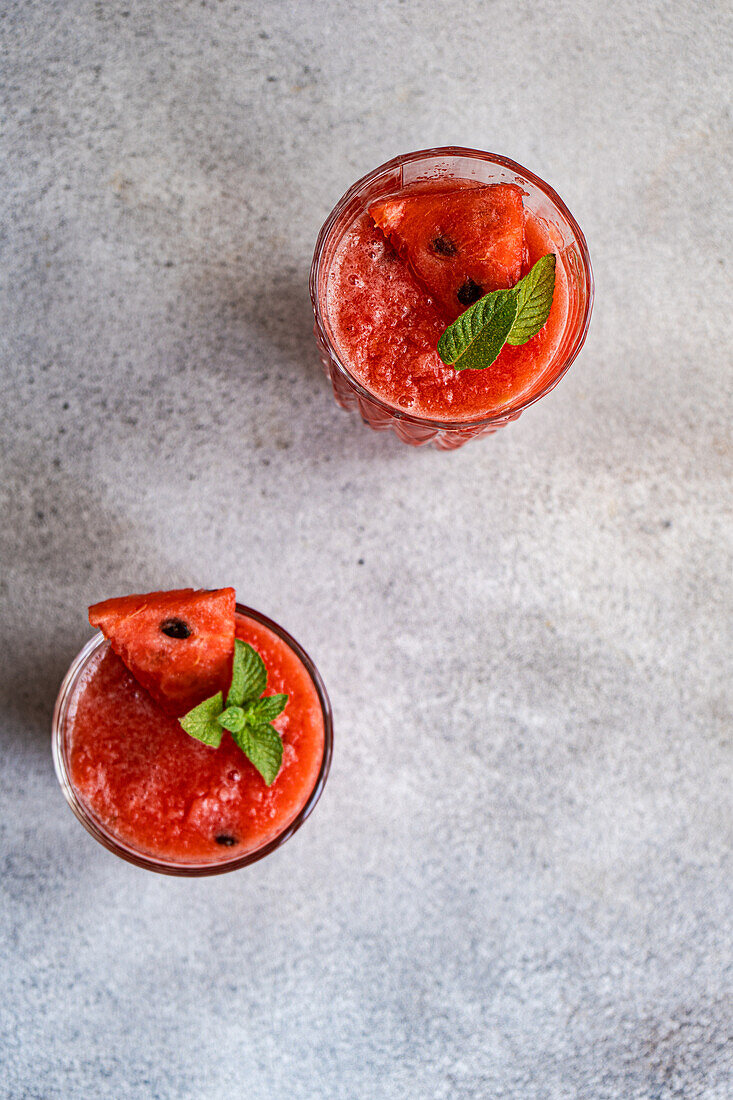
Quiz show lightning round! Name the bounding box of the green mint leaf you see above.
[231,722,284,787]
[247,693,289,725]
[506,253,556,346]
[437,289,517,372]
[178,692,224,747]
[217,705,246,733]
[227,639,267,707]
[178,639,288,785]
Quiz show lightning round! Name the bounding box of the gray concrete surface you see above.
[1,2,731,1097]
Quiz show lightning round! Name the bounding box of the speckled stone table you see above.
[1,2,731,1097]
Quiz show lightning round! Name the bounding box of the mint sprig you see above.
[178,639,288,786]
[437,254,556,371]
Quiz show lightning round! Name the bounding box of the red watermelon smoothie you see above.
[53,607,332,874]
[311,148,593,449]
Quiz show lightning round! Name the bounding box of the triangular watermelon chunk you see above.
[369,184,525,320]
[88,588,236,716]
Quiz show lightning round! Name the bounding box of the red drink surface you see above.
[326,185,570,421]
[66,613,325,863]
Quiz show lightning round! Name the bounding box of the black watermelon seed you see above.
[431,236,457,257]
[160,618,192,639]
[456,278,484,306]
[215,834,237,846]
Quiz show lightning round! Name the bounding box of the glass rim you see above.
[51,603,334,876]
[310,145,595,431]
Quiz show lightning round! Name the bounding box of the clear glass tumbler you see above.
[52,604,333,876]
[310,147,594,450]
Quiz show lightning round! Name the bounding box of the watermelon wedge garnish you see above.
[369,184,525,320]
[88,588,236,716]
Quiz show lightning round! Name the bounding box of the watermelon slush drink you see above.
[311,148,593,449]
[52,606,332,874]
